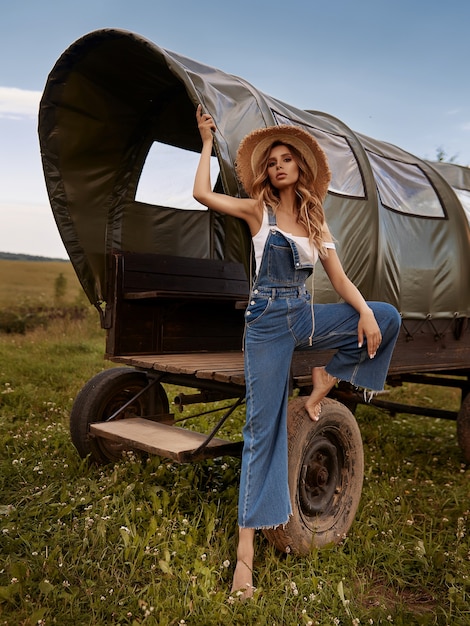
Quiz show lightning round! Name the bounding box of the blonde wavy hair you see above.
[250,141,329,257]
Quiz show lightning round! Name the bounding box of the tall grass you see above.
[0,304,469,624]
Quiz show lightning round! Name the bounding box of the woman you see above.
[193,105,401,598]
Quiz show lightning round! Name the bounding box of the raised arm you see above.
[193,105,261,234]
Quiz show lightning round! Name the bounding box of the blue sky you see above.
[1,0,469,257]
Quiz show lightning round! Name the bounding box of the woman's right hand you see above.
[196,104,216,142]
[193,104,260,232]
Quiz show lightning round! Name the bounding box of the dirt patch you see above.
[355,578,437,615]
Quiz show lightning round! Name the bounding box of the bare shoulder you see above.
[322,222,335,244]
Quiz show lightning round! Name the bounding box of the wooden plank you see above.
[196,357,245,382]
[145,352,244,376]
[120,355,163,368]
[228,373,245,386]
[109,352,245,386]
[212,370,246,384]
[121,253,249,298]
[123,253,247,280]
[193,359,244,372]
[90,418,242,462]
[153,357,200,375]
[124,290,246,300]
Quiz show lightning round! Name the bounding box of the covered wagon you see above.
[38,29,470,554]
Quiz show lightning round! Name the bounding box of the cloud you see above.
[0,86,42,119]
[445,108,462,117]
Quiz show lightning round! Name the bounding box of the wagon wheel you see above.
[263,397,364,555]
[70,367,169,464]
[457,392,470,463]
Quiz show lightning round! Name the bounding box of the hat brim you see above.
[235,124,331,201]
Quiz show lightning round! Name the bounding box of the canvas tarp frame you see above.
[38,28,470,322]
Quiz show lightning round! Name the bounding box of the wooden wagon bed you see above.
[108,322,470,389]
[91,341,469,462]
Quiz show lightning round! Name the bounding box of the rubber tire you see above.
[457,392,470,463]
[70,367,169,464]
[263,396,364,555]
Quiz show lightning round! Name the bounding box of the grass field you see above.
[0,270,469,625]
[0,260,84,307]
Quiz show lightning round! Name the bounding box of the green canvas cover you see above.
[38,28,470,320]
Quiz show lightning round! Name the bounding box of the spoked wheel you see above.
[70,367,169,463]
[263,397,364,555]
[457,392,470,463]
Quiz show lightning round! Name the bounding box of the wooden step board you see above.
[90,418,242,463]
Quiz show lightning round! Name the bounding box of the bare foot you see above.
[231,527,255,600]
[231,559,254,600]
[305,367,338,421]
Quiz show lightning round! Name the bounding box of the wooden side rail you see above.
[106,252,250,356]
[120,253,249,301]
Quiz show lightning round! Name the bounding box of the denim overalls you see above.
[239,207,401,529]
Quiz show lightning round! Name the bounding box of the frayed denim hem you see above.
[239,514,292,531]
[325,366,385,401]
[363,388,378,403]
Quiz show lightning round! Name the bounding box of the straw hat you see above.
[235,124,331,200]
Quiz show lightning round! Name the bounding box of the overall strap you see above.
[267,205,277,226]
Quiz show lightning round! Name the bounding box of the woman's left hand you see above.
[357,308,382,358]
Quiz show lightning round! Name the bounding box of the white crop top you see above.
[252,208,336,274]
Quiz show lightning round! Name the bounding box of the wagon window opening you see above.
[136,142,220,209]
[272,111,365,198]
[453,188,470,226]
[366,151,446,219]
